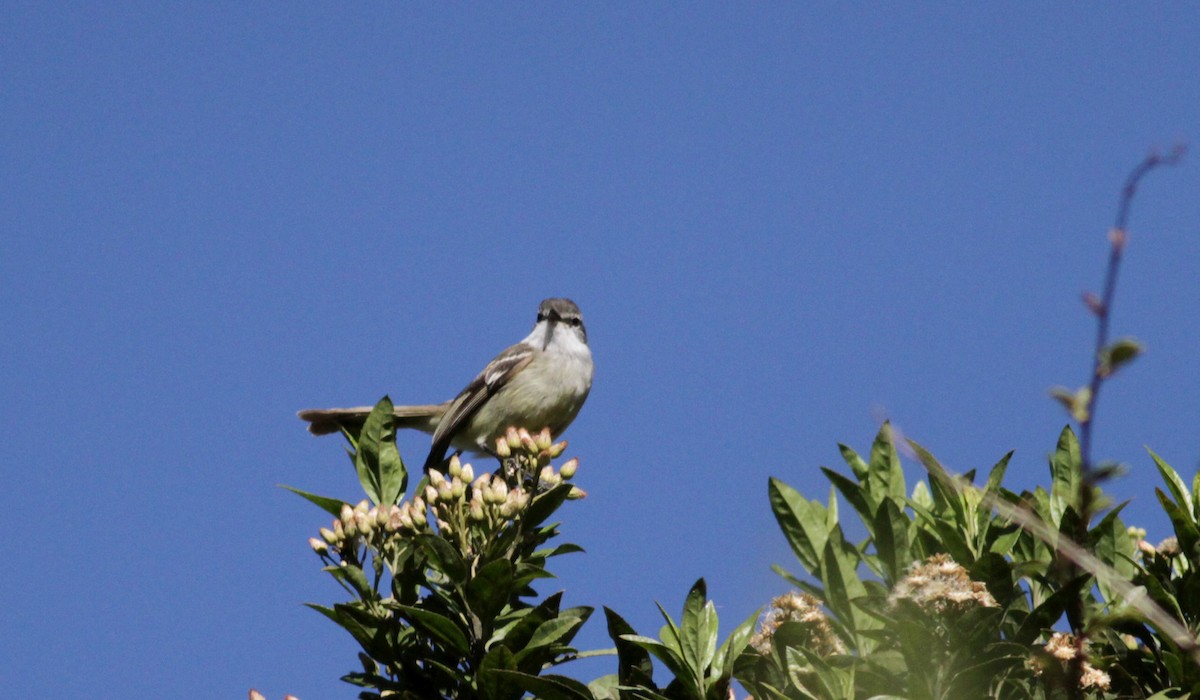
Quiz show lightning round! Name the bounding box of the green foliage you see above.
[599,579,756,700]
[290,415,1200,699]
[288,398,595,699]
[737,424,1200,699]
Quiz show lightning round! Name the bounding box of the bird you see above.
[298,298,593,473]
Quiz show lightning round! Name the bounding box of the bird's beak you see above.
[542,313,559,350]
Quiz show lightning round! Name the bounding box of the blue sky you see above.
[3,4,1198,698]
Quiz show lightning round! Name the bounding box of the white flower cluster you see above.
[749,591,845,657]
[888,553,998,615]
[1032,632,1111,691]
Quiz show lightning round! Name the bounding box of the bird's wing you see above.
[424,342,535,470]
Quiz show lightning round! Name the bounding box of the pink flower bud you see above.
[559,457,578,479]
[460,464,475,483]
[425,485,439,504]
[495,436,512,457]
[429,469,446,487]
[319,527,338,545]
[309,537,329,555]
[249,691,266,700]
[340,503,355,524]
[506,426,522,449]
[448,455,462,478]
[535,427,553,451]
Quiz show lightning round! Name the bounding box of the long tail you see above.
[297,404,445,436]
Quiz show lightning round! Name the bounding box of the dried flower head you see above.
[749,591,845,656]
[888,554,998,615]
[1031,632,1111,691]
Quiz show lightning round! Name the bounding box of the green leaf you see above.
[1097,336,1144,378]
[1156,488,1200,557]
[715,607,759,675]
[522,483,573,529]
[418,534,468,583]
[983,452,1012,496]
[349,396,408,506]
[907,440,965,523]
[868,423,906,502]
[528,607,592,650]
[487,671,595,700]
[604,607,655,688]
[839,443,869,480]
[327,562,373,598]
[819,530,870,645]
[1048,425,1082,526]
[822,468,876,532]
[353,397,398,504]
[622,634,690,682]
[1149,448,1194,518]
[769,477,831,574]
[306,603,385,658]
[280,484,345,517]
[1091,505,1136,603]
[1013,581,1081,645]
[1049,385,1092,422]
[502,591,565,651]
[534,543,586,559]
[872,499,911,584]
[391,603,471,656]
[478,645,521,700]
[679,578,717,678]
[465,558,514,624]
[910,481,933,510]
[377,427,407,508]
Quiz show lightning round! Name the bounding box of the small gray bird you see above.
[298,298,593,472]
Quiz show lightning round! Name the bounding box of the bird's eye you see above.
[568,318,581,326]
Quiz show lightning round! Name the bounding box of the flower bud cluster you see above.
[311,496,430,557]
[496,427,566,466]
[249,691,299,700]
[494,427,585,498]
[309,428,583,558]
[750,591,845,657]
[423,454,535,531]
[888,553,998,615]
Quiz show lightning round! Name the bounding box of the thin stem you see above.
[1078,146,1185,475]
[1066,145,1186,699]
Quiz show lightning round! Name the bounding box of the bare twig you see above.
[1065,146,1186,697]
[1078,145,1187,481]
